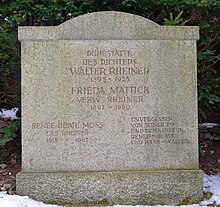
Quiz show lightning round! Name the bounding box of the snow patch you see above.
[113,205,201,207]
[200,173,220,205]
[0,191,59,207]
[0,108,18,120]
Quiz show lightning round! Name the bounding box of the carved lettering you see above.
[109,86,149,94]
[107,96,144,103]
[86,49,133,57]
[70,67,106,75]
[130,116,187,145]
[77,96,101,103]
[109,67,149,75]
[131,116,173,122]
[72,87,105,95]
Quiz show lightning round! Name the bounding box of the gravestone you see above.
[17,11,203,205]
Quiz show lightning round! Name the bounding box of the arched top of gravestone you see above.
[18,11,199,40]
[56,11,159,40]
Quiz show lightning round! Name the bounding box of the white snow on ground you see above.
[201,173,220,205]
[0,108,18,120]
[115,205,200,207]
[0,173,219,207]
[0,191,59,207]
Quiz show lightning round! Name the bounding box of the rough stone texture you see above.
[17,11,202,204]
[20,40,199,173]
[17,170,203,205]
[18,12,199,41]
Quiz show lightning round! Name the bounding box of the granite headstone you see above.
[17,11,202,205]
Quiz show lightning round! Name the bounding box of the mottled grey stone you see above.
[18,11,199,41]
[17,11,202,204]
[17,170,203,205]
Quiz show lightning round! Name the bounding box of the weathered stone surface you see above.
[17,170,203,205]
[18,12,199,40]
[20,40,199,173]
[17,11,202,204]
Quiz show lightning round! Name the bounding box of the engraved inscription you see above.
[130,116,189,145]
[31,121,104,143]
[68,49,150,111]
[35,45,190,148]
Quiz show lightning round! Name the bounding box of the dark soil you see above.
[0,134,21,194]
[199,109,220,174]
[199,137,220,175]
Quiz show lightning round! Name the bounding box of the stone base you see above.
[16,170,203,205]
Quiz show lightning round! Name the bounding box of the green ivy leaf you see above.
[0,119,20,146]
